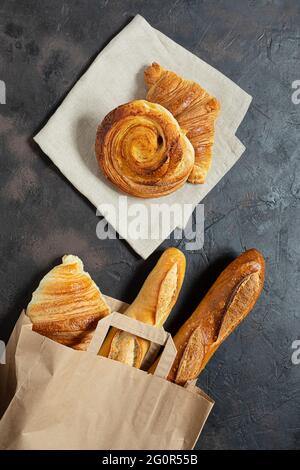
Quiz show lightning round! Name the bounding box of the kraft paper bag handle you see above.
[87,312,177,380]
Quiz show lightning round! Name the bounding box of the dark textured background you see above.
[0,0,299,450]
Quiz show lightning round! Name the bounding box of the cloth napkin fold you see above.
[34,14,252,259]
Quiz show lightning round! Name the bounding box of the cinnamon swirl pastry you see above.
[144,63,220,184]
[95,100,195,198]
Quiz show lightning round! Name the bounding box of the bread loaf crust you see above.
[169,249,265,384]
[148,249,265,384]
[99,247,186,367]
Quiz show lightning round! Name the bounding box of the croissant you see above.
[95,100,195,198]
[144,63,220,184]
[99,247,186,368]
[26,255,110,350]
[149,249,265,385]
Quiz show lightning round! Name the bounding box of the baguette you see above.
[150,249,265,385]
[99,247,186,367]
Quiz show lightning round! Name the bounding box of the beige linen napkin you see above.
[34,14,252,259]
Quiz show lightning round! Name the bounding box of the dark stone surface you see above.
[0,0,299,450]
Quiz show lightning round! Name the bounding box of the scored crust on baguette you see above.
[109,331,143,367]
[172,249,265,384]
[144,62,220,184]
[149,249,265,385]
[26,255,110,350]
[99,247,186,368]
[155,262,178,325]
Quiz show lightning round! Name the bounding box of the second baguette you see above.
[99,247,186,368]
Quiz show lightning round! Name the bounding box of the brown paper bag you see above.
[0,297,213,450]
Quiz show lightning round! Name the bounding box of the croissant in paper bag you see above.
[95,100,195,198]
[26,255,110,350]
[99,247,186,368]
[144,63,220,184]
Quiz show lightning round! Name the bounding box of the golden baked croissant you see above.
[26,255,110,351]
[95,100,194,198]
[99,247,186,368]
[144,63,220,184]
[149,249,265,385]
